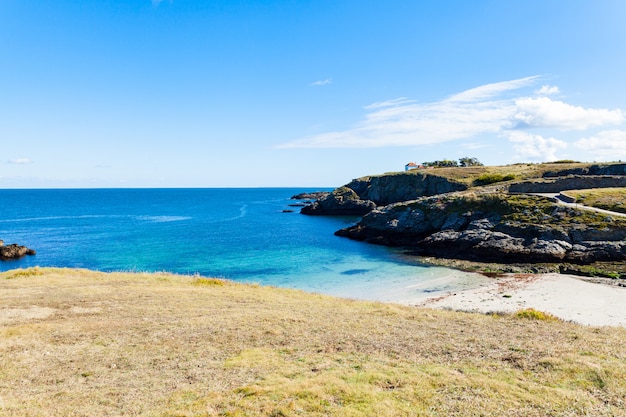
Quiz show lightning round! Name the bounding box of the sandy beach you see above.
[414,273,626,327]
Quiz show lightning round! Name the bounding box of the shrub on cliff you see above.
[473,173,515,186]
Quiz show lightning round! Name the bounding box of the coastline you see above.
[412,272,626,327]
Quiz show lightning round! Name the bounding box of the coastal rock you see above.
[508,175,626,194]
[302,171,468,216]
[335,193,626,264]
[0,242,36,260]
[291,191,330,200]
[313,162,626,266]
[344,171,468,206]
[301,186,377,215]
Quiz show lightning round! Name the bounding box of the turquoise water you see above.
[0,188,488,302]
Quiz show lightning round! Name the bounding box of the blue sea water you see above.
[0,188,489,303]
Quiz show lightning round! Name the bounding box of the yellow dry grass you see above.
[1,268,625,416]
[563,187,626,214]
[396,162,591,185]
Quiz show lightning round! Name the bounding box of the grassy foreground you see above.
[1,268,626,416]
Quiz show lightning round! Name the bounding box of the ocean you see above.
[0,188,489,303]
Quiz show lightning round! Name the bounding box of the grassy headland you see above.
[562,188,626,214]
[1,268,625,416]
[383,161,595,186]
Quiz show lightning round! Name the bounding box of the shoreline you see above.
[411,272,626,327]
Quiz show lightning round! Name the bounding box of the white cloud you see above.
[508,131,567,162]
[574,130,626,160]
[311,79,332,86]
[280,78,530,148]
[8,158,33,164]
[536,85,560,95]
[364,98,413,109]
[446,76,539,103]
[514,97,624,130]
[279,76,625,149]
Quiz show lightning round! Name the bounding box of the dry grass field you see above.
[393,162,589,186]
[562,188,626,214]
[1,268,626,416]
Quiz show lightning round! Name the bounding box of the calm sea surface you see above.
[0,188,489,302]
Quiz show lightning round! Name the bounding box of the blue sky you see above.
[1,0,626,188]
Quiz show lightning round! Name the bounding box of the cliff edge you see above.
[302,170,467,215]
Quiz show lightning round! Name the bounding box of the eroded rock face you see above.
[0,241,36,260]
[509,175,626,193]
[345,172,468,206]
[302,171,468,216]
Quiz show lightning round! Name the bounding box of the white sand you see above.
[414,273,626,327]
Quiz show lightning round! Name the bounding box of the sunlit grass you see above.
[1,268,625,416]
[563,187,626,214]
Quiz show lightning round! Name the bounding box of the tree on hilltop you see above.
[459,157,483,167]
[421,157,483,168]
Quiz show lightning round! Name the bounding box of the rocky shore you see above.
[0,240,36,260]
[301,162,626,278]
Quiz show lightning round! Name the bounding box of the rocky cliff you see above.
[301,162,626,268]
[335,193,626,264]
[509,175,626,194]
[301,171,467,215]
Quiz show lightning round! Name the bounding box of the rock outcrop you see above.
[301,186,376,215]
[0,240,36,260]
[301,171,467,215]
[335,193,626,264]
[305,162,626,267]
[290,191,330,200]
[509,175,626,194]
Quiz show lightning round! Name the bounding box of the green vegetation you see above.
[515,308,558,321]
[560,263,626,280]
[404,192,625,230]
[421,157,483,168]
[1,268,625,416]
[563,188,626,214]
[546,160,580,164]
[473,173,516,186]
[458,156,484,167]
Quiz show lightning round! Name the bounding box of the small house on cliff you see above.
[405,162,423,171]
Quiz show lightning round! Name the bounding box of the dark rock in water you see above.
[288,203,307,207]
[281,209,295,213]
[0,241,36,260]
[291,191,330,200]
[301,186,377,215]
